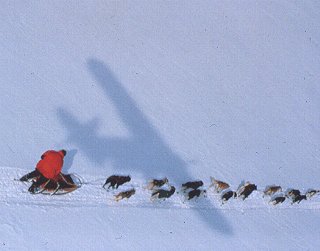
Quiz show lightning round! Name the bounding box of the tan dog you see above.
[146,177,168,190]
[210,177,230,193]
[263,185,282,197]
[115,189,136,202]
[306,189,320,198]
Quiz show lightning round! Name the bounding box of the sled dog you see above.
[238,182,257,200]
[103,175,131,189]
[181,180,203,191]
[221,190,237,203]
[147,177,169,190]
[269,196,286,205]
[115,189,136,201]
[210,177,230,193]
[292,194,307,204]
[263,185,282,197]
[187,189,206,200]
[151,186,176,200]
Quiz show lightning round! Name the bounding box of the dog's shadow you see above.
[57,58,233,235]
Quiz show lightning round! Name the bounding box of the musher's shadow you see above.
[57,58,233,235]
[62,149,78,173]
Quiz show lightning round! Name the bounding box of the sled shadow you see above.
[56,58,233,235]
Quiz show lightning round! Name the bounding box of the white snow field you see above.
[1,1,320,250]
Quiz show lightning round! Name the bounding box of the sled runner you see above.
[44,174,82,195]
[26,173,82,195]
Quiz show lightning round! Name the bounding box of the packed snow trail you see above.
[1,167,320,211]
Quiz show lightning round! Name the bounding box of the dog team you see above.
[102,175,320,205]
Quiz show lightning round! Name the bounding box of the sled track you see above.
[1,167,320,211]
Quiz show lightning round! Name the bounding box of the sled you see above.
[31,173,83,195]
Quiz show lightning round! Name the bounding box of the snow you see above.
[1,1,320,250]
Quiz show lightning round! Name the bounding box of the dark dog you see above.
[151,186,176,200]
[292,194,307,204]
[103,175,131,189]
[238,183,257,200]
[181,180,203,191]
[221,190,237,203]
[187,189,206,200]
[286,189,301,199]
[147,177,168,190]
[115,189,136,202]
[269,196,286,205]
[263,185,282,197]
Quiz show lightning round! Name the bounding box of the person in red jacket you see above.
[20,149,67,193]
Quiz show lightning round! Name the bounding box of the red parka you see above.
[36,150,65,180]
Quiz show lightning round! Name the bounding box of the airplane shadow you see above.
[56,58,233,235]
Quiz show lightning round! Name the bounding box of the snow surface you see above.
[1,1,320,250]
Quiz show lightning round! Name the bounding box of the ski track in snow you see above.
[1,167,320,211]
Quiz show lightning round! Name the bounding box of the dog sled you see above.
[22,173,82,195]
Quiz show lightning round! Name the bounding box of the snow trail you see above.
[2,167,320,211]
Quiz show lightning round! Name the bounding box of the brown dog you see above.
[181,180,203,191]
[187,189,207,200]
[237,182,257,200]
